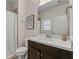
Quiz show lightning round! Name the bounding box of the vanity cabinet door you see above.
[59,50,73,59]
[28,47,40,59]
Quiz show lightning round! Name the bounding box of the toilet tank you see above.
[25,38,28,47]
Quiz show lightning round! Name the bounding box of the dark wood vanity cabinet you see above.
[28,40,73,59]
[28,47,40,59]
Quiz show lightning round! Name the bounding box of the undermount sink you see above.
[35,35,61,41]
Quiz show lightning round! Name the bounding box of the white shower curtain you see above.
[6,11,17,57]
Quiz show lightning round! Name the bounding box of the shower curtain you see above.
[6,11,17,58]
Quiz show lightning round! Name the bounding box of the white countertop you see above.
[28,35,73,52]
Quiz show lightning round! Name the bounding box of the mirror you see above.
[38,0,70,35]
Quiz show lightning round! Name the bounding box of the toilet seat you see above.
[15,47,27,56]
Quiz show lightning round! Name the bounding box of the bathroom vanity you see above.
[28,36,73,59]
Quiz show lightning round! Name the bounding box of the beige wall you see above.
[18,0,40,47]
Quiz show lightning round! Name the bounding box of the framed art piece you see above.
[26,15,34,29]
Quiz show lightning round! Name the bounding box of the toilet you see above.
[15,39,28,59]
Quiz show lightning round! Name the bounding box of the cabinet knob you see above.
[37,52,40,56]
[41,53,43,56]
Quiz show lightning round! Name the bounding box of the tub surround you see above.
[27,35,72,52]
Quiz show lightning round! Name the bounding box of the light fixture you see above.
[39,0,52,6]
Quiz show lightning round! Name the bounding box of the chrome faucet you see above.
[46,34,51,38]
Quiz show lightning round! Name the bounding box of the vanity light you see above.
[39,0,52,6]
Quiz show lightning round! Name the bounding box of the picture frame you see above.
[26,15,34,29]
